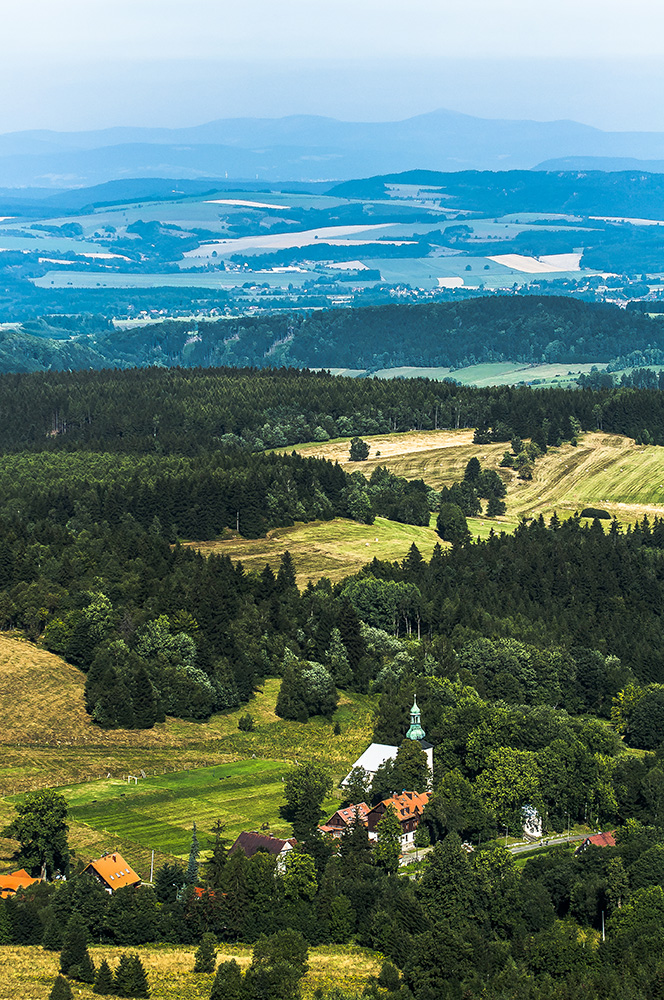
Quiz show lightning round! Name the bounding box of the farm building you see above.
[366,790,430,846]
[341,697,434,788]
[0,869,41,898]
[319,802,370,837]
[229,831,297,870]
[83,852,141,893]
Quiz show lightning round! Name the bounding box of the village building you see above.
[0,869,41,898]
[341,697,434,789]
[83,852,141,893]
[366,790,429,846]
[575,830,617,854]
[229,830,297,870]
[319,802,370,837]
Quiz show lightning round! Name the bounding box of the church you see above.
[341,696,434,790]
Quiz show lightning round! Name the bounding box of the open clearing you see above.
[0,637,374,872]
[0,942,380,1000]
[183,515,442,587]
[282,429,664,524]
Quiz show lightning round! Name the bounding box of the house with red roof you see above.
[0,868,41,898]
[319,802,370,837]
[83,852,141,893]
[366,790,429,846]
[575,830,617,855]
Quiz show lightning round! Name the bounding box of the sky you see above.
[3,0,664,133]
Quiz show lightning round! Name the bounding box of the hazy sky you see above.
[3,0,664,132]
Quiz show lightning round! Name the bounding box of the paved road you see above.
[399,834,586,866]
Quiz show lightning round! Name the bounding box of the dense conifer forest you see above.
[0,296,662,372]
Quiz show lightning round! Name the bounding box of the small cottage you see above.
[83,852,141,893]
[319,802,370,837]
[229,831,297,870]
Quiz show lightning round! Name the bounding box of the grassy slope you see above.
[183,515,442,587]
[281,428,664,523]
[0,636,374,872]
[0,942,381,1000]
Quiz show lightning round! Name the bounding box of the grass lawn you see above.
[182,515,442,587]
[55,758,324,858]
[0,942,381,1000]
[0,646,375,873]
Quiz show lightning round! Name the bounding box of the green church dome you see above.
[406,695,426,741]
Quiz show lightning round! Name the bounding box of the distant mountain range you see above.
[4,109,664,188]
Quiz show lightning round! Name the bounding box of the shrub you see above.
[238,713,255,732]
[194,932,217,973]
[580,507,611,519]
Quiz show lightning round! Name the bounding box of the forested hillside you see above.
[4,363,664,455]
[0,296,660,373]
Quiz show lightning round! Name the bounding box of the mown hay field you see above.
[0,942,381,1000]
[182,515,442,587]
[280,429,664,524]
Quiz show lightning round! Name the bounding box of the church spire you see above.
[406,694,426,741]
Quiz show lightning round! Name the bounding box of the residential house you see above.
[575,830,617,854]
[0,869,41,898]
[229,831,297,871]
[83,852,141,893]
[366,790,429,846]
[319,802,370,837]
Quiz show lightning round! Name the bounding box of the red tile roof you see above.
[587,830,617,848]
[320,802,370,833]
[0,869,40,898]
[83,852,141,891]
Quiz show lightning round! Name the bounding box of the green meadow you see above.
[56,759,341,858]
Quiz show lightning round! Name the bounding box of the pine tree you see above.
[76,949,96,984]
[193,932,217,973]
[42,911,64,951]
[93,958,115,995]
[209,958,244,1000]
[326,628,352,688]
[60,914,88,975]
[187,821,200,885]
[48,976,74,1000]
[127,954,150,998]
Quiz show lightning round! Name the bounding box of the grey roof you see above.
[341,742,398,785]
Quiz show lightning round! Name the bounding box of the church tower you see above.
[406,696,426,742]
[405,694,434,788]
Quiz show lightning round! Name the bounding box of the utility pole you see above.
[602,910,605,942]
[150,850,154,883]
[236,511,240,533]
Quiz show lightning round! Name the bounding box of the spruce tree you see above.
[93,958,115,995]
[60,914,88,975]
[131,663,158,729]
[127,954,150,998]
[114,953,133,997]
[209,958,244,1000]
[42,911,64,951]
[193,931,217,973]
[48,976,74,1000]
[76,949,97,985]
[0,900,11,945]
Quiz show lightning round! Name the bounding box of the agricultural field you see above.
[0,633,374,874]
[282,428,664,524]
[183,515,442,587]
[0,941,380,1000]
[369,362,598,386]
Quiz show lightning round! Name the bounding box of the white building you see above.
[342,697,434,789]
